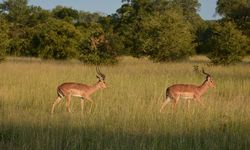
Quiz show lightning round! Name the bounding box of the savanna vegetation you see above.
[0,0,249,65]
[0,56,250,149]
[0,0,250,149]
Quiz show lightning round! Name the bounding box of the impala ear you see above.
[206,75,212,81]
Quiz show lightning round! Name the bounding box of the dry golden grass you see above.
[0,56,250,149]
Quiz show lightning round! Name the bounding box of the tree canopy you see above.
[0,15,9,61]
[31,18,81,59]
[206,22,248,65]
[0,0,249,64]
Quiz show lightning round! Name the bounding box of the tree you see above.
[173,0,202,25]
[0,0,29,24]
[31,18,81,59]
[0,15,9,61]
[78,23,120,64]
[216,0,250,38]
[77,11,101,26]
[114,0,147,56]
[172,0,206,55]
[140,9,195,62]
[112,2,135,55]
[114,0,195,61]
[206,22,248,65]
[26,6,50,27]
[216,0,250,20]
[99,15,125,56]
[0,0,51,56]
[196,20,217,54]
[52,6,79,23]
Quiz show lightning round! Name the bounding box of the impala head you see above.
[202,68,216,88]
[96,67,107,88]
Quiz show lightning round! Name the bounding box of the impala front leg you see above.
[187,99,191,110]
[81,98,85,113]
[195,97,204,107]
[172,101,177,112]
[172,96,180,112]
[86,97,95,113]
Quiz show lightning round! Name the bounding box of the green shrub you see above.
[0,16,9,61]
[31,18,81,59]
[78,27,119,64]
[140,10,195,62]
[206,22,248,65]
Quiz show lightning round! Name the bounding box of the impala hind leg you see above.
[172,101,177,112]
[81,98,85,113]
[51,97,62,114]
[160,97,171,113]
[65,96,72,113]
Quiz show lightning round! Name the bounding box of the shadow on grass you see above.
[1,121,250,150]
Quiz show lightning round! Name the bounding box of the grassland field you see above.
[0,56,250,150]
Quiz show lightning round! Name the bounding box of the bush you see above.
[206,22,248,65]
[0,16,9,61]
[78,26,119,64]
[31,18,81,59]
[140,10,195,62]
[8,36,31,56]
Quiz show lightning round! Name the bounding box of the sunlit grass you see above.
[0,56,250,149]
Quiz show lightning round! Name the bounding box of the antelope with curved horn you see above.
[160,69,215,112]
[51,67,107,114]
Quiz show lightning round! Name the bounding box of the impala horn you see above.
[96,66,105,80]
[202,68,211,78]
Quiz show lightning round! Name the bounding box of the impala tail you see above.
[166,88,170,99]
[57,87,65,98]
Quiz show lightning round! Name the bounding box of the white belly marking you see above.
[179,92,194,99]
[72,94,83,98]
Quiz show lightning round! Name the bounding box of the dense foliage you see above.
[78,25,121,64]
[113,0,200,61]
[0,0,249,64]
[206,22,248,65]
[216,0,250,52]
[140,9,194,62]
[31,18,81,59]
[0,15,9,61]
[198,0,250,64]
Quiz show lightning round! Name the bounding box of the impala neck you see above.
[87,82,101,95]
[198,80,210,96]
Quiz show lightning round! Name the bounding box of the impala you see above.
[160,69,215,112]
[51,67,107,114]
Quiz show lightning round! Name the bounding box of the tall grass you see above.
[0,56,250,150]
